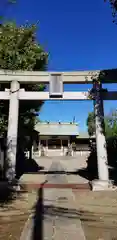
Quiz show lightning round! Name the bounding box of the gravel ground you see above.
[1,190,117,240]
[73,190,117,240]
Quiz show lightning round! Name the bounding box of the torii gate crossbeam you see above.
[0,69,115,191]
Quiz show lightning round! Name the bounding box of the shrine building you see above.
[34,121,94,156]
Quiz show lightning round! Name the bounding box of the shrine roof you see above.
[76,132,95,139]
[35,122,79,136]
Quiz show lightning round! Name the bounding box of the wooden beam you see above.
[0,70,100,83]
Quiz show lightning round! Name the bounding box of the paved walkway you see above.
[20,155,88,185]
[20,160,86,240]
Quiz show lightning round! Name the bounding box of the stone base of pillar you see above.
[91,179,115,191]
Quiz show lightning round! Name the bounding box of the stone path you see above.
[20,160,86,240]
[20,155,88,186]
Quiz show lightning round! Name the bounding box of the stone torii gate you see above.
[0,69,116,190]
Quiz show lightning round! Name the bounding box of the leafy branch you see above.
[105,0,117,23]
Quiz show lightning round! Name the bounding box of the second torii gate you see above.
[0,69,116,190]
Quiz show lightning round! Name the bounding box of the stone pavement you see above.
[20,160,86,240]
[20,155,88,186]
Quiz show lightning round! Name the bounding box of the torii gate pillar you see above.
[92,80,110,190]
[6,80,19,182]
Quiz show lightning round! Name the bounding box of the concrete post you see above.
[60,139,62,149]
[6,80,20,182]
[93,80,109,190]
[46,139,48,156]
[39,139,41,157]
[60,139,63,156]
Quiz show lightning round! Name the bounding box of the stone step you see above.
[20,182,91,192]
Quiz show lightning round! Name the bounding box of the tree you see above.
[105,110,117,137]
[86,110,117,138]
[0,22,48,137]
[86,110,117,182]
[0,22,48,180]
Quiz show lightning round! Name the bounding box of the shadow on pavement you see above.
[32,185,96,240]
[32,180,85,240]
[32,183,46,240]
[44,204,81,219]
[16,151,44,180]
[44,205,97,223]
[76,168,94,181]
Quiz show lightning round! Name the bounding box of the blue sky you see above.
[4,0,117,132]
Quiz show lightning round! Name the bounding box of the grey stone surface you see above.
[20,160,86,240]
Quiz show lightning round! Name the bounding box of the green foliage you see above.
[105,111,117,137]
[0,22,48,71]
[86,112,95,136]
[87,108,117,181]
[0,22,48,141]
[87,110,117,138]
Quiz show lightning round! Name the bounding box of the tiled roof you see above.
[76,133,95,139]
[35,122,79,136]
